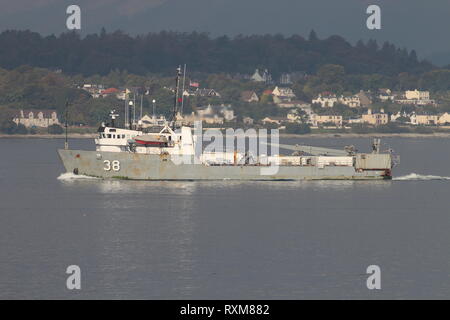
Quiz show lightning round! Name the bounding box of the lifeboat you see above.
[133,134,169,147]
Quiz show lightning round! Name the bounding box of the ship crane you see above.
[264,142,350,156]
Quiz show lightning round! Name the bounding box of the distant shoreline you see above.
[0,134,95,139]
[280,132,450,138]
[1,132,450,139]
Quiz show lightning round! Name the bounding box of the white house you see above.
[405,89,430,100]
[251,69,273,84]
[241,91,259,103]
[276,100,311,109]
[178,104,235,125]
[272,86,296,99]
[409,113,439,125]
[313,92,368,108]
[362,109,389,126]
[81,84,105,98]
[339,95,361,108]
[438,112,450,125]
[395,89,436,106]
[279,73,293,85]
[13,110,60,128]
[195,89,221,98]
[312,94,338,108]
[140,115,169,128]
[378,88,395,102]
[311,114,343,127]
[347,117,363,124]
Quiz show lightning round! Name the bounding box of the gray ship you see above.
[58,68,395,181]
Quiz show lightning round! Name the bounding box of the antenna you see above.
[171,66,182,130]
[140,94,143,120]
[133,93,136,126]
[64,101,69,150]
[128,100,134,129]
[124,98,128,129]
[110,109,119,127]
[181,64,187,115]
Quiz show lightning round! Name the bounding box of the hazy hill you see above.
[0,30,432,76]
[1,0,450,65]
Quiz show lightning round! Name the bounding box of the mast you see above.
[133,93,136,128]
[128,100,133,129]
[181,64,187,115]
[171,66,182,130]
[140,93,143,120]
[64,101,69,150]
[124,98,128,129]
[110,110,119,128]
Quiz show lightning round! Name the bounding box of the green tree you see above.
[414,126,434,134]
[395,116,410,123]
[317,64,345,83]
[48,124,64,134]
[0,120,18,134]
[377,122,410,133]
[397,72,418,90]
[285,123,311,134]
[15,123,28,134]
[0,30,432,77]
[350,124,372,134]
[303,64,348,95]
[419,70,450,92]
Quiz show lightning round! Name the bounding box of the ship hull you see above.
[58,149,391,181]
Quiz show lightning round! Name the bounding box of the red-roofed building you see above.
[101,88,119,95]
[100,88,127,100]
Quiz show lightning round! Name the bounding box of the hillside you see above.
[0,30,433,77]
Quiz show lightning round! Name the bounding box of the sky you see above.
[0,0,449,65]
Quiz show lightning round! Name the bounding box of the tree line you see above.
[0,29,433,77]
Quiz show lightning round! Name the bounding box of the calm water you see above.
[0,137,450,299]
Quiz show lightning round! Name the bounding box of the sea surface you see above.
[0,137,450,299]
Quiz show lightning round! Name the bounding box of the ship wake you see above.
[394,173,450,181]
[57,173,100,180]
